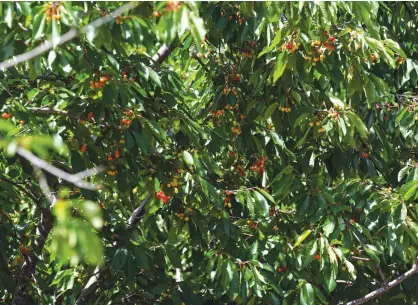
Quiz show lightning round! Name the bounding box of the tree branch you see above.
[128,195,151,228]
[12,184,54,305]
[350,256,371,261]
[0,2,137,71]
[345,258,418,305]
[16,147,104,190]
[74,194,151,305]
[152,44,176,64]
[73,266,109,305]
[74,37,173,305]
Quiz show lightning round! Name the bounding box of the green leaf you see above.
[255,187,275,204]
[258,30,281,58]
[248,241,258,260]
[75,200,103,229]
[364,80,375,108]
[188,10,206,50]
[112,248,128,271]
[323,216,336,237]
[346,112,368,138]
[5,3,12,28]
[148,67,161,87]
[253,191,269,216]
[273,52,287,83]
[33,12,46,41]
[383,39,407,58]
[292,230,312,249]
[400,180,418,201]
[300,283,314,305]
[364,244,381,264]
[264,103,278,120]
[328,95,345,109]
[183,150,194,166]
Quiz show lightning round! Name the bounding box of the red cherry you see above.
[329,36,335,42]
[2,112,11,119]
[314,254,320,260]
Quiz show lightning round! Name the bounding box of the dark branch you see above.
[128,195,151,228]
[12,203,54,305]
[152,44,176,64]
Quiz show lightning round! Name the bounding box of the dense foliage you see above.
[1,1,418,305]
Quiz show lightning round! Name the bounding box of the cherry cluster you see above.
[156,190,169,204]
[250,156,267,175]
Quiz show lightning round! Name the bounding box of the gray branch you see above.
[345,258,418,305]
[0,2,136,71]
[16,147,104,190]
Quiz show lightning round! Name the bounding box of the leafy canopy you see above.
[1,1,418,305]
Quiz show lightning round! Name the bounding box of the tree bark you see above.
[12,209,54,305]
[152,44,176,64]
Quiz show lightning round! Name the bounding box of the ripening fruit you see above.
[318,128,325,133]
[80,119,86,125]
[114,148,121,159]
[80,144,87,153]
[184,216,189,222]
[120,118,131,126]
[314,254,320,260]
[2,112,11,119]
[309,122,314,126]
[19,120,25,125]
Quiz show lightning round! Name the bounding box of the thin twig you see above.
[336,280,354,286]
[351,256,371,261]
[345,258,418,305]
[16,147,104,190]
[0,176,38,202]
[0,2,137,71]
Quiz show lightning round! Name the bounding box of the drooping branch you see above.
[345,258,418,305]
[16,147,105,190]
[0,2,137,71]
